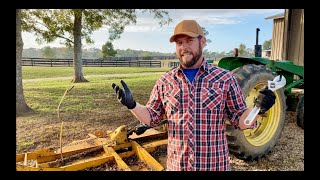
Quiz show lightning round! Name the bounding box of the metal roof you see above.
[265,12,284,20]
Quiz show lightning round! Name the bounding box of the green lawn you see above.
[22,67,170,113]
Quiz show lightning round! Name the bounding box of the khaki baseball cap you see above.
[169,20,205,43]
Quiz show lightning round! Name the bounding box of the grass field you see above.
[18,66,171,153]
[22,66,171,112]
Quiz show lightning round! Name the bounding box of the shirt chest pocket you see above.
[164,88,180,115]
[201,86,223,110]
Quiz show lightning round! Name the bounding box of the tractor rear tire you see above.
[227,64,286,161]
[296,95,304,129]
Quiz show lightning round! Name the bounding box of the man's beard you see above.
[178,44,202,68]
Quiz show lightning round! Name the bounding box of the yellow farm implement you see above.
[16,123,168,171]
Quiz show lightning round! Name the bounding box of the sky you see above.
[22,9,284,54]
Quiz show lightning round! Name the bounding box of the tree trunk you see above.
[72,10,88,83]
[16,9,32,115]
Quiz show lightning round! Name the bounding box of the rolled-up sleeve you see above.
[225,75,247,128]
[146,81,165,127]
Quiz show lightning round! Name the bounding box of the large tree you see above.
[102,41,117,58]
[22,9,172,83]
[42,46,55,58]
[16,9,32,115]
[239,43,247,56]
[263,39,272,50]
[200,27,212,55]
[201,27,212,45]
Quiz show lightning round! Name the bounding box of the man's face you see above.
[175,35,204,68]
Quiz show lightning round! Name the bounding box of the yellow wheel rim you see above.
[243,83,281,146]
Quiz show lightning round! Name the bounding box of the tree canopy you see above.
[102,41,117,58]
[263,39,272,50]
[21,9,172,82]
[201,27,212,46]
[239,43,246,56]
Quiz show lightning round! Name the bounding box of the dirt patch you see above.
[16,109,138,153]
[16,111,303,171]
[83,160,123,171]
[122,155,152,171]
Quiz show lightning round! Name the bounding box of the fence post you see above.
[51,59,53,67]
[31,58,34,66]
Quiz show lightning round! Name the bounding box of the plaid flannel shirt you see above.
[146,59,247,171]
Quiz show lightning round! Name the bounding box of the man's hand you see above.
[255,87,276,114]
[134,123,151,135]
[112,80,136,109]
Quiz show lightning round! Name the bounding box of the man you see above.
[112,20,276,171]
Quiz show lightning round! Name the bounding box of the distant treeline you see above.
[22,47,175,59]
[22,46,251,59]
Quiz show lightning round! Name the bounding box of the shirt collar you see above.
[176,57,209,74]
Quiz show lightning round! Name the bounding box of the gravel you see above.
[230,111,304,171]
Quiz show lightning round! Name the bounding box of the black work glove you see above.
[134,123,151,135]
[255,87,276,114]
[126,123,151,136]
[112,80,136,109]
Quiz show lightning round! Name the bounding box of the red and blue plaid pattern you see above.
[146,59,247,171]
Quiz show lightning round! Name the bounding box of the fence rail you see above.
[21,57,170,68]
[22,57,221,68]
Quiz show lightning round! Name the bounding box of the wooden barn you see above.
[265,9,304,66]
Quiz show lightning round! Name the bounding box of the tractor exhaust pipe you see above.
[256,28,260,46]
[254,28,262,57]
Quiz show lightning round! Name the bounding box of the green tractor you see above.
[218,55,304,161]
